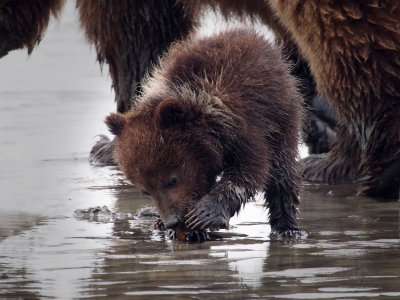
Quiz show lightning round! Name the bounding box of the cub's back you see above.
[162,29,285,92]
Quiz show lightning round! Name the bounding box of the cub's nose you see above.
[164,216,179,229]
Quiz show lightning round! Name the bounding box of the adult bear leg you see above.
[286,49,337,155]
[360,157,400,199]
[303,125,361,184]
[305,114,400,199]
[76,0,196,165]
[357,112,400,199]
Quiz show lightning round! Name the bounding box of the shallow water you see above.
[1,1,400,299]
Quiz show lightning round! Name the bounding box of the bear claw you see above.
[185,209,228,231]
[270,228,307,239]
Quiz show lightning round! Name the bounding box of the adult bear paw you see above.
[90,135,117,166]
[270,228,307,239]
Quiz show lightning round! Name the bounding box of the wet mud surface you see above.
[1,1,399,299]
[1,175,399,299]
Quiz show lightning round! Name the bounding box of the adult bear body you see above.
[268,0,400,198]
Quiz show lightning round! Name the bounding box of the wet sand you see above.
[0,1,399,299]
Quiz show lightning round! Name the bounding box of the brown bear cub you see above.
[106,29,304,240]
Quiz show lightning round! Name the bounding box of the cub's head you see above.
[106,98,223,229]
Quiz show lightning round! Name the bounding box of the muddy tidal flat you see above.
[1,1,399,299]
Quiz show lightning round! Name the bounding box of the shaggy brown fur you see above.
[75,0,200,165]
[194,0,337,154]
[106,29,304,237]
[268,0,400,198]
[0,0,65,58]
[83,0,333,165]
[3,1,397,198]
[0,0,332,165]
[76,0,197,114]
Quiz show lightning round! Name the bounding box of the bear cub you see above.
[106,29,304,240]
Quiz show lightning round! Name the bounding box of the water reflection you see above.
[1,156,400,298]
[1,154,399,299]
[210,242,269,288]
[66,181,400,299]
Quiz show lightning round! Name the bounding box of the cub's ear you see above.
[154,98,185,128]
[105,113,126,136]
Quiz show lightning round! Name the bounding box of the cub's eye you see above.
[165,175,178,189]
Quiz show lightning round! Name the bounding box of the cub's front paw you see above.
[185,195,230,231]
[90,135,117,166]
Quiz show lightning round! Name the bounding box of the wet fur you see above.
[76,0,334,166]
[107,29,304,236]
[268,0,400,198]
[1,0,328,166]
[3,0,397,198]
[76,0,197,113]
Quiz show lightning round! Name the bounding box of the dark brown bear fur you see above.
[106,29,304,237]
[0,0,331,166]
[194,0,337,154]
[0,0,65,58]
[75,0,199,165]
[268,0,400,198]
[90,0,400,199]
[76,0,197,114]
[87,0,333,164]
[74,0,332,165]
[3,1,397,198]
